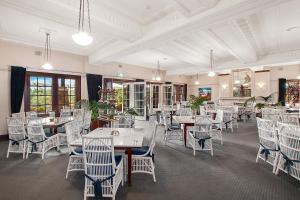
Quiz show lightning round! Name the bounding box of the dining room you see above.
[1,0,300,200]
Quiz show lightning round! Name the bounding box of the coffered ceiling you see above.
[0,0,299,75]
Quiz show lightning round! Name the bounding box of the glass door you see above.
[133,82,146,120]
[122,83,130,112]
[150,84,160,113]
[162,84,173,106]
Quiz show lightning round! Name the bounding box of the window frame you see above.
[24,71,81,116]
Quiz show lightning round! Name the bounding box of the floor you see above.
[0,120,300,200]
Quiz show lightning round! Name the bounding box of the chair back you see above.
[65,121,82,151]
[176,107,192,116]
[199,106,205,116]
[83,110,92,130]
[277,122,300,180]
[7,117,26,138]
[215,110,224,122]
[26,111,37,118]
[82,136,116,194]
[73,108,84,122]
[281,114,299,126]
[149,121,159,156]
[192,116,212,138]
[27,118,46,142]
[48,111,55,118]
[204,103,215,111]
[256,117,277,150]
[60,109,71,117]
[12,112,26,123]
[113,114,133,128]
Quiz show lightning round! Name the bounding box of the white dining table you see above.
[70,127,144,186]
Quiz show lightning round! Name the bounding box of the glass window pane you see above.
[37,87,45,95]
[70,88,75,95]
[37,105,45,113]
[45,96,52,105]
[70,79,75,87]
[70,96,76,103]
[38,96,46,105]
[30,77,37,86]
[38,77,45,86]
[45,77,52,86]
[30,96,38,106]
[65,79,71,87]
[30,106,37,111]
[30,87,37,95]
[46,105,52,112]
[45,87,52,95]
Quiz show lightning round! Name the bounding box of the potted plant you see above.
[189,95,206,115]
[89,100,100,130]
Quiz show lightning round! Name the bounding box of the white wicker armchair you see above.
[82,136,124,200]
[280,113,299,126]
[6,117,27,159]
[11,112,26,124]
[82,110,92,135]
[129,122,158,182]
[210,110,223,145]
[26,118,58,159]
[256,118,279,173]
[163,113,183,144]
[275,123,300,181]
[188,116,213,156]
[65,121,84,179]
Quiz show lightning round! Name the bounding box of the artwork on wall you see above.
[198,87,212,101]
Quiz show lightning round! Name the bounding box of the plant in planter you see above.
[89,100,100,130]
[189,95,206,114]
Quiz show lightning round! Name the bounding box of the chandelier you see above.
[72,0,93,46]
[41,33,53,70]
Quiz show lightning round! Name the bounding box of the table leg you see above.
[127,147,132,186]
[183,124,187,147]
[170,112,173,124]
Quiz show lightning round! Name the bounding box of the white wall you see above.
[0,40,188,135]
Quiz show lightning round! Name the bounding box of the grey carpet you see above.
[0,121,299,200]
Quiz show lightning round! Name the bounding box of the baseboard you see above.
[0,134,8,141]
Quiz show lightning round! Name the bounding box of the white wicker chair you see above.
[188,116,213,156]
[26,118,58,159]
[222,112,233,132]
[176,107,192,116]
[280,113,299,126]
[57,109,73,146]
[210,110,223,145]
[275,122,300,181]
[129,121,158,182]
[199,106,206,116]
[65,121,84,179]
[60,109,71,117]
[26,111,37,117]
[113,114,134,128]
[82,110,92,135]
[11,112,26,124]
[82,136,124,200]
[163,113,183,144]
[6,117,27,159]
[256,118,279,173]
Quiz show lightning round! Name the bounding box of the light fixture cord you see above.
[44,33,51,63]
[210,49,213,71]
[87,0,91,33]
[82,0,85,31]
[78,0,82,31]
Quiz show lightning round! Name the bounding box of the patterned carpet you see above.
[0,121,299,200]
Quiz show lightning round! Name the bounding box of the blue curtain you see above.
[278,78,286,106]
[10,66,26,113]
[86,74,102,102]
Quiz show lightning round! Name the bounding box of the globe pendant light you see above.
[208,49,216,77]
[72,0,93,46]
[195,73,199,85]
[41,33,53,70]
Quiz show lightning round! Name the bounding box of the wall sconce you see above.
[233,87,237,90]
[257,82,265,88]
[222,84,228,89]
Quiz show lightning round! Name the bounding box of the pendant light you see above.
[41,33,53,70]
[208,49,216,77]
[72,0,93,46]
[152,60,161,81]
[195,73,199,85]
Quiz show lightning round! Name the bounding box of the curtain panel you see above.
[86,74,102,102]
[10,66,26,113]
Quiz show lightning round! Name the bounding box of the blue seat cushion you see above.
[70,147,83,156]
[168,124,181,130]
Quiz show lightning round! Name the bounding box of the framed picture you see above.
[198,87,212,101]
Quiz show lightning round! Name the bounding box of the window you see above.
[29,76,53,113]
[25,72,81,115]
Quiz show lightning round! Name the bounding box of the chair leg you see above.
[255,148,261,163]
[6,144,10,158]
[151,161,156,182]
[66,158,71,179]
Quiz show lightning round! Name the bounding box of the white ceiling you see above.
[0,0,300,75]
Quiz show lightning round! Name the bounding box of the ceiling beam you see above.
[89,0,290,65]
[166,49,300,75]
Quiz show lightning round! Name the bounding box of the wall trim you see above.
[218,74,230,76]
